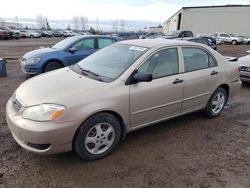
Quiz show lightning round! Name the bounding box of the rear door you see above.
[181,47,219,112]
[64,38,97,66]
[97,37,116,49]
[129,47,184,128]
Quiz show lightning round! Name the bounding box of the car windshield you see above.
[230,34,235,37]
[166,31,180,37]
[52,37,78,49]
[77,43,147,82]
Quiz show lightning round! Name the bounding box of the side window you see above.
[138,48,179,79]
[209,54,217,67]
[184,31,192,37]
[183,47,217,72]
[72,38,95,50]
[220,34,229,38]
[98,38,115,49]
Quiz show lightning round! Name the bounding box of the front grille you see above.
[241,66,250,72]
[12,96,22,112]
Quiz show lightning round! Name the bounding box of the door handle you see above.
[210,71,218,75]
[173,79,183,84]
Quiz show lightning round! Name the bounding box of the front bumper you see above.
[20,60,41,75]
[6,98,80,154]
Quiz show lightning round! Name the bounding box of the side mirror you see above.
[68,47,78,53]
[246,50,250,54]
[132,72,152,83]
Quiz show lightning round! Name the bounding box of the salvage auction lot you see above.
[0,38,250,187]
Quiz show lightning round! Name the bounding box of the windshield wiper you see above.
[75,64,104,82]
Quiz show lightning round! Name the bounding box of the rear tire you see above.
[205,87,227,118]
[43,61,63,73]
[74,113,121,160]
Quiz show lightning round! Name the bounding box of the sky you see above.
[1,0,250,22]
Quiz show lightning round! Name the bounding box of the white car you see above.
[238,51,250,82]
[215,33,243,45]
[243,37,250,45]
[21,30,41,38]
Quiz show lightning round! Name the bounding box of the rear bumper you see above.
[240,71,250,82]
[229,79,242,97]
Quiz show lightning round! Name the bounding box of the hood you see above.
[23,48,57,59]
[15,68,108,107]
[238,55,250,67]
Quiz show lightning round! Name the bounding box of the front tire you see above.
[205,87,227,118]
[43,61,63,73]
[231,40,237,45]
[74,113,121,160]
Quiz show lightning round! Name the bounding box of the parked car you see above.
[164,30,193,39]
[42,31,53,37]
[182,37,217,50]
[0,27,20,39]
[52,30,63,37]
[8,39,241,160]
[12,30,21,39]
[215,33,243,45]
[238,52,250,82]
[0,29,10,39]
[19,30,28,38]
[20,30,41,38]
[20,35,122,75]
[118,32,140,40]
[196,34,217,45]
[243,37,250,45]
[139,32,165,39]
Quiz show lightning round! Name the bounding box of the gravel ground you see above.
[0,38,250,188]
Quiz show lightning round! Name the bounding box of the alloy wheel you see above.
[85,123,115,155]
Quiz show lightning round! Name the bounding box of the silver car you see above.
[238,53,250,82]
[6,39,241,160]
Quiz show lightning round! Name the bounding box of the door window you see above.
[98,38,115,49]
[138,48,179,79]
[220,34,229,38]
[182,47,217,72]
[73,38,95,50]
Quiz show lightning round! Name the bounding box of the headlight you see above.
[22,104,66,122]
[26,57,41,64]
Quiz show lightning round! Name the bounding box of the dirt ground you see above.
[0,38,250,188]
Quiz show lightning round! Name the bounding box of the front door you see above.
[129,47,184,128]
[64,38,97,66]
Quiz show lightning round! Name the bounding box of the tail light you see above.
[237,66,241,72]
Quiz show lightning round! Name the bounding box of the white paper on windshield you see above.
[129,46,147,52]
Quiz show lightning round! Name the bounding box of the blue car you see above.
[20,35,122,75]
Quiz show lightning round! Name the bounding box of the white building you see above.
[162,5,250,36]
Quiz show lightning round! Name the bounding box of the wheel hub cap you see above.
[211,93,225,114]
[85,123,115,155]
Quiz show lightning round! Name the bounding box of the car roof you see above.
[70,35,121,40]
[119,39,198,48]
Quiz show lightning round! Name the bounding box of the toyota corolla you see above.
[6,39,241,160]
